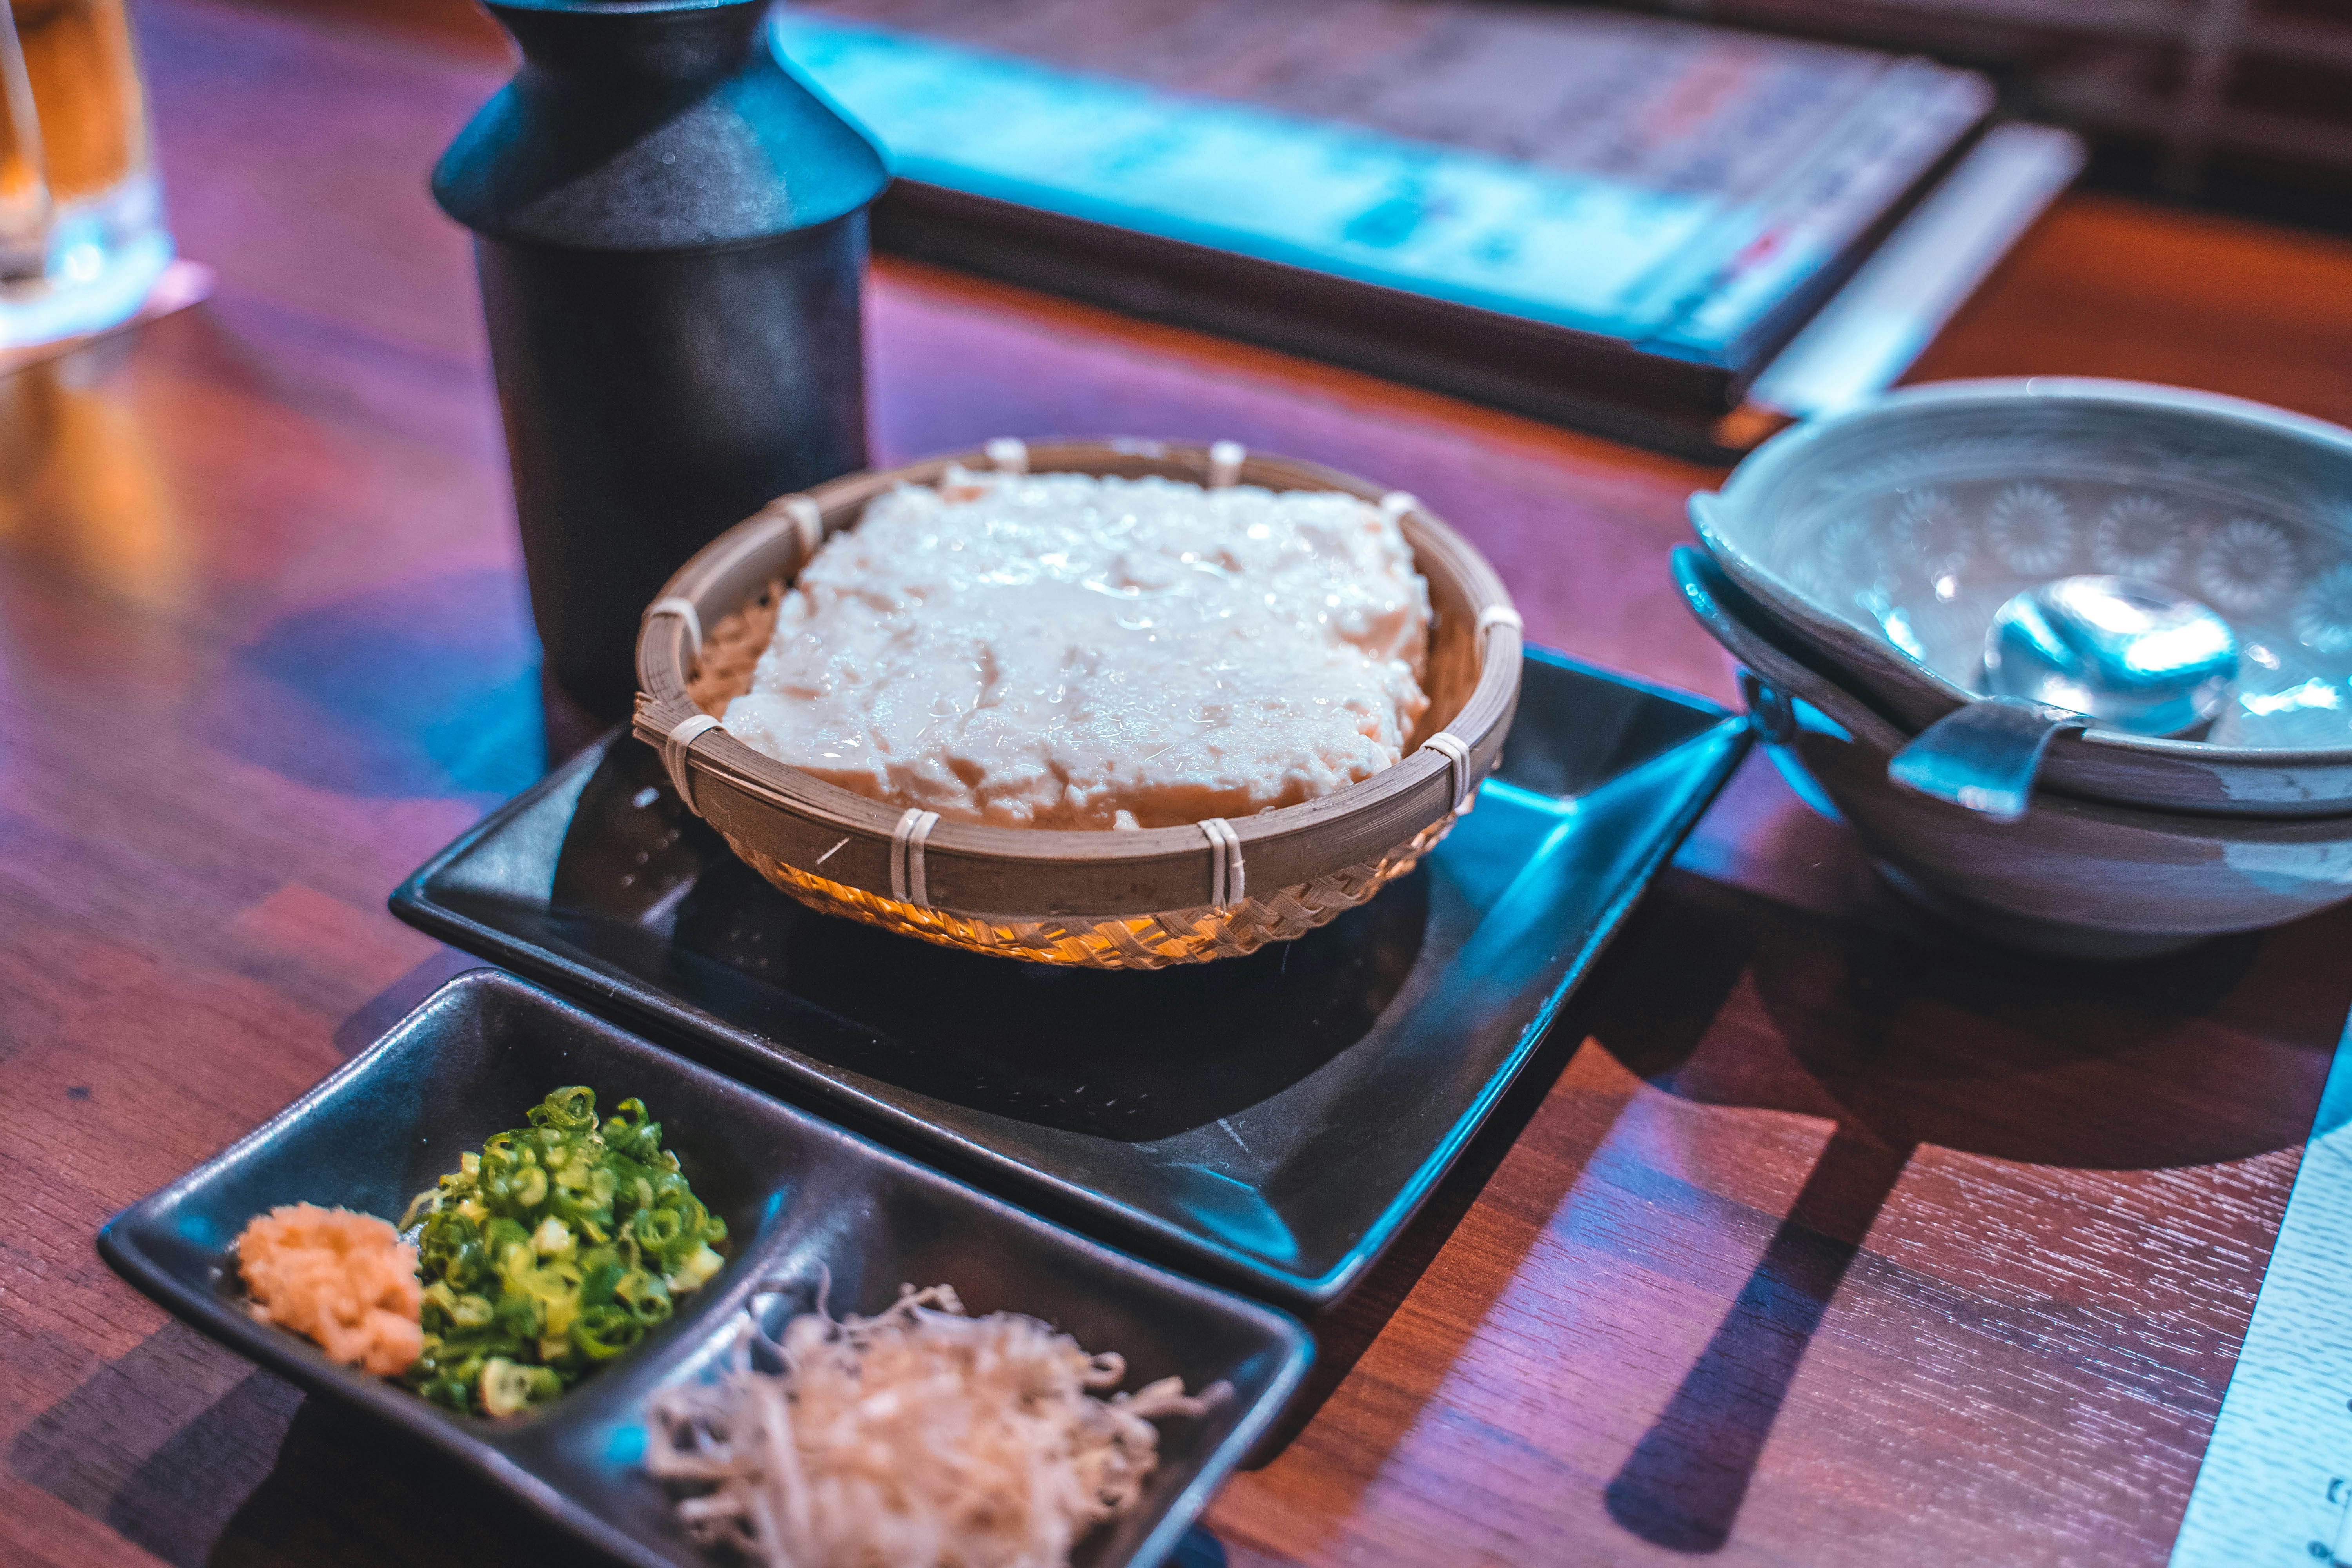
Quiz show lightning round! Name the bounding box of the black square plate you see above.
[392,650,1747,1310]
[97,969,1310,1568]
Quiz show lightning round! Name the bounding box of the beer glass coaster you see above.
[0,256,212,375]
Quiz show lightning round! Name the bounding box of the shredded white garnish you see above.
[646,1283,1227,1568]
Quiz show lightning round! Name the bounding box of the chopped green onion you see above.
[401,1087,729,1417]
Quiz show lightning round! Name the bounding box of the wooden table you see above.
[9,3,2352,1564]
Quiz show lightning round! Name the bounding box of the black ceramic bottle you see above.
[434,0,888,724]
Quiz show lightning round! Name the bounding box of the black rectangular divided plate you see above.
[392,650,1749,1310]
[98,970,1310,1568]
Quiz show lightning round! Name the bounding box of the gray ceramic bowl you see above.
[1675,547,2352,958]
[1693,379,2352,817]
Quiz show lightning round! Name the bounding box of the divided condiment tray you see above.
[392,649,1749,1311]
[96,969,1309,1568]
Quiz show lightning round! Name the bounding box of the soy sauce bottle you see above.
[434,0,887,728]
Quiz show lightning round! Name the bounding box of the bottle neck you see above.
[487,0,768,87]
[434,0,888,249]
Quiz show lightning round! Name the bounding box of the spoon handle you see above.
[1887,697,2089,823]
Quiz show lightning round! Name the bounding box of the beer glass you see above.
[0,0,168,345]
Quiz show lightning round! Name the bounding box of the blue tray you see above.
[99,970,1307,1568]
[393,648,1748,1311]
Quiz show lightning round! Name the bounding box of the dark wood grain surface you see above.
[7,2,2352,1566]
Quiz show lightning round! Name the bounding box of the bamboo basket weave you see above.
[632,438,1521,969]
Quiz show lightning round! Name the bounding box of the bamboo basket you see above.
[632,438,1521,969]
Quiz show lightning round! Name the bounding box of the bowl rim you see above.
[1703,376,2352,768]
[631,437,1522,920]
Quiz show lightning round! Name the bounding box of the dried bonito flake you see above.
[648,1283,1227,1568]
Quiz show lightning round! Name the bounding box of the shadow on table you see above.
[7,1320,300,1568]
[196,569,545,804]
[1593,871,2352,1554]
[4,1314,553,1568]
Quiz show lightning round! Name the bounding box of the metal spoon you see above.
[1888,576,2238,822]
[1985,575,2238,736]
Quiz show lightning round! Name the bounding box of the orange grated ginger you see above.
[235,1204,423,1377]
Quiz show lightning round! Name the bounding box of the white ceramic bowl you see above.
[1675,546,2352,958]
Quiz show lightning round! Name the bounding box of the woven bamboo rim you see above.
[632,438,1521,967]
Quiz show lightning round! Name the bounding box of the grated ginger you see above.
[234,1204,423,1377]
[646,1283,1226,1568]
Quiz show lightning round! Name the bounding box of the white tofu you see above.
[721,468,1431,830]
